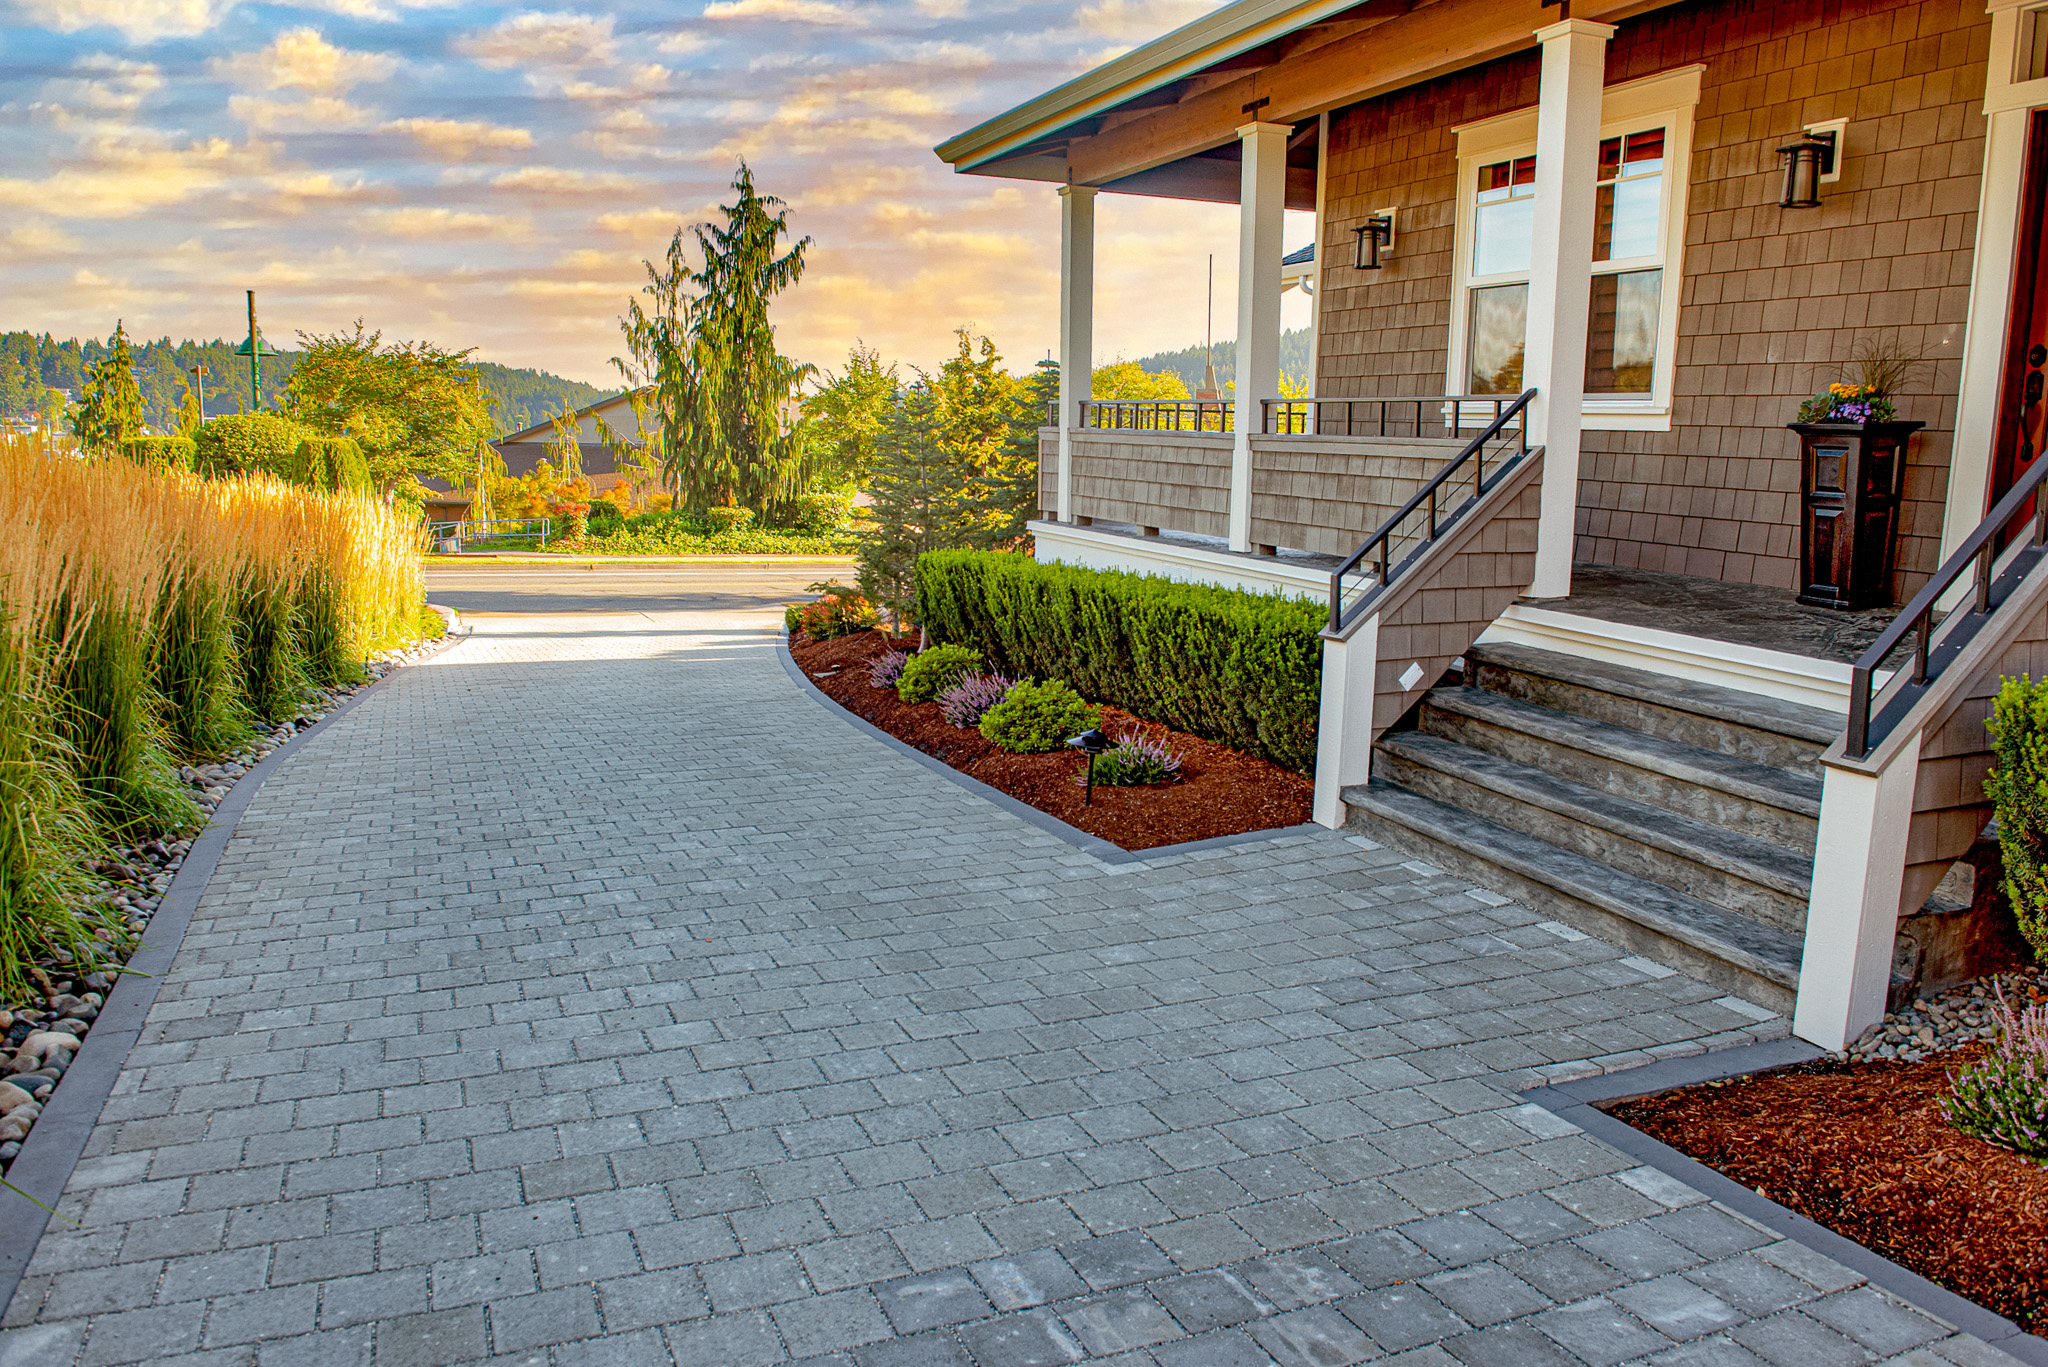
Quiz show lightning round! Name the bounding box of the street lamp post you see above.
[232,290,281,411]
[190,364,208,421]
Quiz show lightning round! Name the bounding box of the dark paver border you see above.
[777,631,1322,866]
[0,622,476,1321]
[1520,1038,2048,1366]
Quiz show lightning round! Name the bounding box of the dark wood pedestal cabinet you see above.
[1790,420,1922,610]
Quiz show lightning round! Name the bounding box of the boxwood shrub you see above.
[916,550,1323,773]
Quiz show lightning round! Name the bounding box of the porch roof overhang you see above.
[934,0,1684,202]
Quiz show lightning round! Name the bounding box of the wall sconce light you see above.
[1353,209,1396,269]
[1778,128,1837,209]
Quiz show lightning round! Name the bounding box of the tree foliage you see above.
[68,322,144,454]
[283,324,496,493]
[797,343,897,491]
[611,163,814,513]
[1091,360,1190,402]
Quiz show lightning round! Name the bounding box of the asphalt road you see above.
[423,559,856,615]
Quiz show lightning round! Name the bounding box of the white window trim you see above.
[1446,64,1704,433]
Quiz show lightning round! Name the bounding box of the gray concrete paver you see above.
[0,604,2026,1365]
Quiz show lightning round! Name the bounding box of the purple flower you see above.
[936,673,1015,728]
[868,650,909,689]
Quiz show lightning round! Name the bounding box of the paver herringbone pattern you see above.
[0,609,2020,1366]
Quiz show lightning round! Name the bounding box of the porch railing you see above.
[1262,394,1528,439]
[1326,389,1536,634]
[1078,400,1234,432]
[1844,453,2048,758]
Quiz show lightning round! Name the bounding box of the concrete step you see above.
[1418,685,1821,854]
[1466,642,1842,778]
[1374,731,1813,931]
[1342,778,1800,1013]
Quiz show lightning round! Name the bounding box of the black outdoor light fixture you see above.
[1353,213,1395,269]
[1778,129,1837,209]
[1067,728,1110,805]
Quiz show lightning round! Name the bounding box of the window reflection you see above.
[1594,129,1663,263]
[1473,155,1536,277]
[1585,269,1662,393]
[1469,284,1529,394]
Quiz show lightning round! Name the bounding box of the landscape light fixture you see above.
[1067,728,1110,805]
[1353,212,1395,270]
[1778,129,1836,209]
[233,289,281,411]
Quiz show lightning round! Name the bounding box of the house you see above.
[491,389,659,505]
[936,0,2048,1053]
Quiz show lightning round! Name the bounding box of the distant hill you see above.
[0,330,615,438]
[1123,328,1315,393]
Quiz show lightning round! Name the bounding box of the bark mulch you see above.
[1607,1049,2048,1332]
[789,629,1314,852]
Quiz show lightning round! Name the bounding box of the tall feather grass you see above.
[0,435,430,999]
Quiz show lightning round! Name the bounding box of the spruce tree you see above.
[69,321,144,454]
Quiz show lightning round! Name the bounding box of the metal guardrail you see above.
[1262,394,1525,438]
[1078,400,1235,433]
[1844,454,2048,758]
[1326,389,1537,635]
[428,518,551,548]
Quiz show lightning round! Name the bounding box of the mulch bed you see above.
[789,629,1313,852]
[1607,1049,2048,1332]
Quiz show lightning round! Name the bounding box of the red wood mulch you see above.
[1607,1048,2048,1332]
[789,629,1313,852]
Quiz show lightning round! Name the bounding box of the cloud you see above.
[491,165,638,194]
[210,28,396,94]
[596,207,686,237]
[0,135,255,218]
[456,11,617,69]
[365,206,528,239]
[1074,0,1215,40]
[656,31,707,55]
[5,222,82,254]
[383,116,533,157]
[44,56,163,115]
[228,93,375,131]
[700,0,866,26]
[26,0,237,42]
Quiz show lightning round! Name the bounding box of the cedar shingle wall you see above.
[1069,431,1233,538]
[1316,0,1989,601]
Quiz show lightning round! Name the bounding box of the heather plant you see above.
[1942,982,2048,1160]
[897,643,981,703]
[936,673,1014,729]
[1985,675,2048,963]
[1086,729,1184,787]
[867,649,909,689]
[979,678,1096,754]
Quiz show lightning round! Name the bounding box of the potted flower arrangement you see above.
[1789,339,1925,610]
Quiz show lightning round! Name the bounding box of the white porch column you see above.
[1231,121,1290,552]
[1523,18,1614,598]
[1056,185,1097,524]
[1311,616,1380,829]
[1792,738,1921,1051]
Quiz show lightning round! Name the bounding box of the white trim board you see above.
[1475,603,1883,714]
[1030,520,1329,599]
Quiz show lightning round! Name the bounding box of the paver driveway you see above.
[0,604,2021,1366]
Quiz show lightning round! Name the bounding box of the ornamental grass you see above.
[0,435,430,1000]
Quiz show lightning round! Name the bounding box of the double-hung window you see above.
[1448,66,1702,430]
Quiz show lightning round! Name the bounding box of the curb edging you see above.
[0,623,476,1321]
[1519,1039,2048,1366]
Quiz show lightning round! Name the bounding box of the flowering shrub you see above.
[979,679,1096,754]
[704,505,755,533]
[868,650,909,689]
[1084,729,1185,787]
[790,591,877,640]
[897,644,982,703]
[1942,982,2048,1159]
[936,673,1014,728]
[1796,381,1898,425]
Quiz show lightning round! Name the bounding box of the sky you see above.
[0,0,1314,384]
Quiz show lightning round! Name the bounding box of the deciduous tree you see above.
[283,324,496,495]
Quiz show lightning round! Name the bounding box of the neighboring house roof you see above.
[1281,243,1315,266]
[495,387,643,446]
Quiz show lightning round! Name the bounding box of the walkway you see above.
[0,595,2015,1366]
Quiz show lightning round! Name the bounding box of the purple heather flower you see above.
[868,650,909,689]
[936,673,1015,728]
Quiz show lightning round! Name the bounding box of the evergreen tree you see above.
[68,322,144,454]
[796,342,897,491]
[859,384,964,624]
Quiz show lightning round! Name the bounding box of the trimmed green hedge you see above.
[289,437,372,494]
[120,436,196,471]
[916,549,1324,773]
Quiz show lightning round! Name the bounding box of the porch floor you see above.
[1538,563,1901,666]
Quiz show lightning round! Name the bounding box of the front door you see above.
[1991,108,2048,513]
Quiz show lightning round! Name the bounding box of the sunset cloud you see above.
[384,116,535,157]
[211,28,397,95]
[701,0,867,25]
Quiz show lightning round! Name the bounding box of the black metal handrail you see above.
[1844,454,2048,758]
[1326,389,1537,635]
[1262,394,1521,439]
[1078,400,1234,433]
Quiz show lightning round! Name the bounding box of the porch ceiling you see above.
[936,0,1687,194]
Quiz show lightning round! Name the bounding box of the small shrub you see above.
[289,437,371,493]
[936,673,1014,728]
[1085,729,1184,787]
[1986,675,2048,965]
[1942,982,2048,1159]
[898,643,982,703]
[586,499,625,536]
[551,505,589,542]
[797,592,877,640]
[868,649,909,689]
[121,436,196,471]
[979,678,1096,753]
[193,413,309,478]
[704,505,755,533]
[784,488,855,534]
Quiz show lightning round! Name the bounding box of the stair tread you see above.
[1468,642,1844,745]
[1342,779,1802,987]
[1377,730,1815,898]
[1425,685,1823,816]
